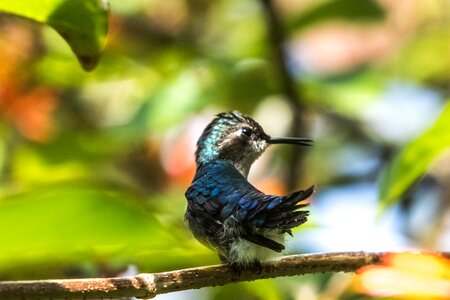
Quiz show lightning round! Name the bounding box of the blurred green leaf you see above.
[0,184,179,277]
[291,0,385,30]
[10,130,131,185]
[392,29,450,83]
[379,101,450,211]
[138,65,215,130]
[0,0,109,71]
[212,279,282,300]
[304,70,384,117]
[228,59,275,106]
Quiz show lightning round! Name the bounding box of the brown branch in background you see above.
[260,0,308,190]
[1,251,448,299]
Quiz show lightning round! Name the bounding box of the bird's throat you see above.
[232,161,252,178]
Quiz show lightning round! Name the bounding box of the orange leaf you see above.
[355,253,450,299]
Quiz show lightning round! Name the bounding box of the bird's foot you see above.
[228,260,262,276]
[228,262,242,276]
[251,260,262,274]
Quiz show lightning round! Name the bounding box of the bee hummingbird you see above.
[185,111,314,269]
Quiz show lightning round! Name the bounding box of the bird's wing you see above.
[185,160,312,252]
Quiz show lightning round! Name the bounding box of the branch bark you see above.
[1,251,448,299]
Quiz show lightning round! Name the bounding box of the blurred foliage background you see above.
[0,0,449,299]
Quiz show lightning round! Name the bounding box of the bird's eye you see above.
[241,127,253,138]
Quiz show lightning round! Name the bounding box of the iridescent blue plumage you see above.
[185,111,313,267]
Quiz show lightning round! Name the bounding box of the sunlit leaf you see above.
[0,184,180,277]
[355,253,450,299]
[212,279,282,300]
[290,0,385,30]
[0,0,109,71]
[393,29,450,83]
[379,101,450,211]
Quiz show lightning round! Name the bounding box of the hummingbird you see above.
[185,111,314,269]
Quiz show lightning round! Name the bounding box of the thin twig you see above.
[1,251,448,299]
[260,0,308,189]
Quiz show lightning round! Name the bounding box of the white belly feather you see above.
[229,233,284,266]
[221,216,286,266]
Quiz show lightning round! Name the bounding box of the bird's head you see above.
[195,111,312,177]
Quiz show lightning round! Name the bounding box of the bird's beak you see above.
[267,136,313,146]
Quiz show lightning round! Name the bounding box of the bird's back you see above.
[185,160,312,266]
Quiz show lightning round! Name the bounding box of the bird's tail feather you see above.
[252,186,314,231]
[241,231,285,252]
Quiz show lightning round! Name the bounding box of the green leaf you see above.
[0,0,109,71]
[212,279,282,300]
[291,0,385,30]
[379,101,450,211]
[0,184,178,277]
[392,29,450,83]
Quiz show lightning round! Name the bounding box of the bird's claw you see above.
[228,260,262,276]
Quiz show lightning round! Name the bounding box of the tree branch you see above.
[1,251,448,299]
[260,0,309,189]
